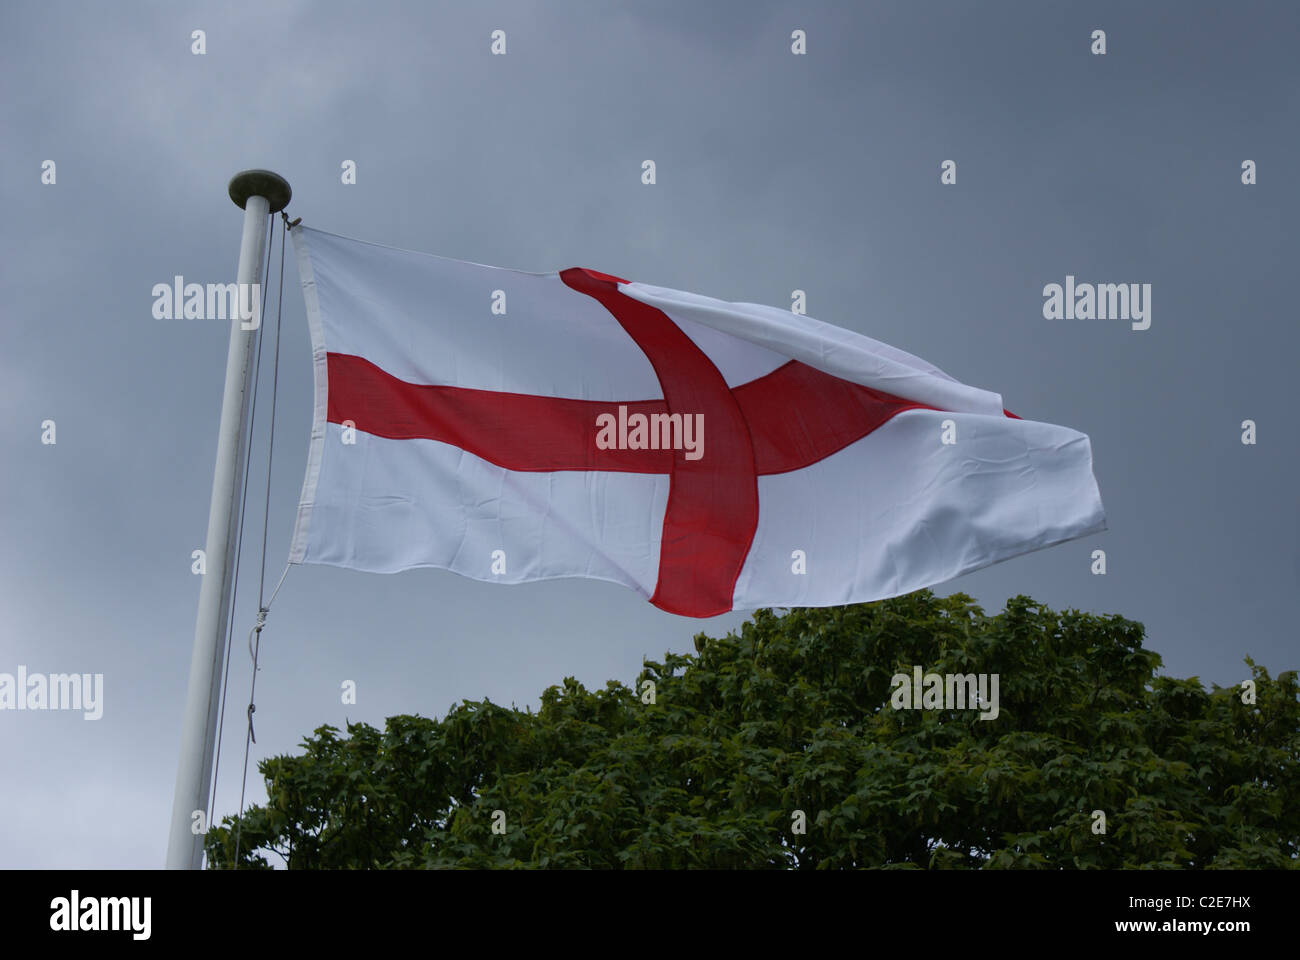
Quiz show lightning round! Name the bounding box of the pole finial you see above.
[228,169,292,213]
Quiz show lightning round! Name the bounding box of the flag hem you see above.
[287,225,328,565]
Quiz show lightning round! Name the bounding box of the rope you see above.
[266,562,291,608]
[258,214,289,611]
[232,211,293,868]
[207,210,275,846]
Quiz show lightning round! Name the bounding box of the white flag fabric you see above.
[288,225,1105,617]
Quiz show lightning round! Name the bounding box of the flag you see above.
[288,225,1105,617]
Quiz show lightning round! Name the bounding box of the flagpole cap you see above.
[228,169,292,213]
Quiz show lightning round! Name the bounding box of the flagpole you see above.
[166,170,292,870]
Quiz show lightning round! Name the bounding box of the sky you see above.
[1,0,1296,869]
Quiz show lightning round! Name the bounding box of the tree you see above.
[205,590,1299,869]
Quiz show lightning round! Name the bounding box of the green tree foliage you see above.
[206,591,1298,869]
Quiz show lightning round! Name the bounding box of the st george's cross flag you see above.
[287,225,1105,617]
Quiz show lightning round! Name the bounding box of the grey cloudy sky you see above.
[1,0,1296,868]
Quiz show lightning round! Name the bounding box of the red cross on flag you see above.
[287,226,1105,618]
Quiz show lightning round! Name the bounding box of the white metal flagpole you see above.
[166,170,292,869]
